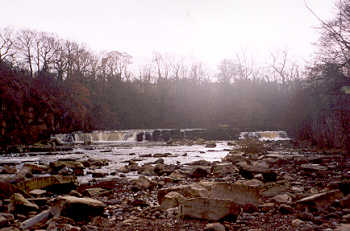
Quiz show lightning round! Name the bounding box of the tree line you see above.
[0,0,349,151]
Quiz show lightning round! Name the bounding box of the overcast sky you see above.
[0,0,336,67]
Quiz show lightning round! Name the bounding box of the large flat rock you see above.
[179,197,241,221]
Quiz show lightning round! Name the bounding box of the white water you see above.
[54,128,206,144]
[239,131,290,141]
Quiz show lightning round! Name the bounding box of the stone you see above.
[15,165,33,181]
[300,164,328,172]
[260,182,289,197]
[0,227,20,231]
[0,181,29,199]
[237,179,264,188]
[117,166,129,173]
[50,160,84,176]
[52,196,106,220]
[81,159,109,168]
[340,194,350,208]
[21,209,51,230]
[29,189,47,197]
[291,218,304,227]
[158,182,261,207]
[158,184,209,204]
[153,158,165,164]
[202,182,261,206]
[186,160,211,166]
[279,204,295,214]
[153,153,171,158]
[237,161,276,182]
[23,163,48,174]
[296,189,344,212]
[291,186,304,193]
[15,175,78,193]
[60,224,81,231]
[0,166,16,174]
[335,224,350,231]
[189,167,210,178]
[205,142,217,148]
[211,163,238,177]
[0,213,14,228]
[272,193,292,204]
[8,193,39,214]
[259,203,275,212]
[91,171,108,178]
[180,198,240,221]
[168,170,186,180]
[84,188,107,197]
[204,222,226,231]
[223,153,244,163]
[130,176,155,191]
[139,164,155,176]
[0,216,7,228]
[342,214,350,222]
[160,192,186,210]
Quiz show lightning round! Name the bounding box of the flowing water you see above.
[0,130,289,183]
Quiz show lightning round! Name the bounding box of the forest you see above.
[0,1,349,151]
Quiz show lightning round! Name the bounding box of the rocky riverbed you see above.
[0,139,349,230]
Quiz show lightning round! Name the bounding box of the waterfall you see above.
[239,131,289,141]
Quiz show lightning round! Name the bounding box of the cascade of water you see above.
[239,131,289,141]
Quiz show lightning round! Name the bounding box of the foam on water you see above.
[239,131,289,141]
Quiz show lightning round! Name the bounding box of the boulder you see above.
[271,193,292,204]
[130,176,155,191]
[179,198,240,221]
[0,226,20,231]
[202,182,261,206]
[223,153,244,163]
[186,160,211,166]
[296,189,344,212]
[0,213,14,228]
[237,161,276,182]
[205,142,217,148]
[81,159,109,168]
[158,182,261,207]
[138,164,155,176]
[204,222,226,231]
[91,171,108,178]
[20,209,51,230]
[291,218,304,227]
[335,224,350,231]
[49,160,84,176]
[300,164,328,172]
[189,166,210,178]
[15,175,78,193]
[22,163,48,174]
[29,189,47,197]
[52,196,106,220]
[0,181,29,199]
[0,166,16,174]
[340,194,350,208]
[211,163,238,177]
[260,182,289,197]
[236,179,264,188]
[8,193,39,214]
[15,165,33,181]
[153,153,171,158]
[158,184,209,204]
[160,192,186,210]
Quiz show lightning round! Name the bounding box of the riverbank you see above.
[0,139,349,230]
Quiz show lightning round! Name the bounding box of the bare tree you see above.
[101,50,132,80]
[0,27,15,64]
[15,30,36,77]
